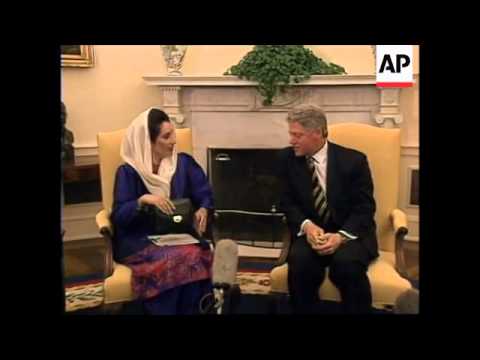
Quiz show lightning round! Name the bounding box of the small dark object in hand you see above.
[139,198,195,235]
[139,198,211,250]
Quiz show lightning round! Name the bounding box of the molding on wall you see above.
[404,214,419,242]
[74,144,99,157]
[407,214,419,222]
[401,145,419,157]
[63,214,97,222]
[63,233,101,242]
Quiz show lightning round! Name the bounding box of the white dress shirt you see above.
[297,141,357,241]
[311,139,328,192]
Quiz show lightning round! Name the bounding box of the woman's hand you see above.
[194,207,208,236]
[138,194,176,215]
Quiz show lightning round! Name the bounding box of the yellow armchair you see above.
[95,127,193,306]
[269,123,413,311]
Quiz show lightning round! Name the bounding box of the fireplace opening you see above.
[208,148,289,248]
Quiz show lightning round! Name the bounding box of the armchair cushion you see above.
[270,251,412,309]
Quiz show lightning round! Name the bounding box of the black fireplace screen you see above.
[208,148,289,247]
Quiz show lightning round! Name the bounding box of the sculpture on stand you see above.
[161,45,188,76]
[61,101,75,163]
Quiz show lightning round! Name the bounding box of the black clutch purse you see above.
[139,198,195,235]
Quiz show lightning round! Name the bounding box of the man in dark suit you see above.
[279,104,378,314]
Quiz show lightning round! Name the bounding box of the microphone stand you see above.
[200,283,241,315]
[214,283,241,315]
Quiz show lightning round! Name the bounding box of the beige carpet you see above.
[236,272,271,295]
[65,271,271,312]
[65,282,104,312]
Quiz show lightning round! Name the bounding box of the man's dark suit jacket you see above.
[278,142,379,260]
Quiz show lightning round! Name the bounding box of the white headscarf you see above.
[120,107,178,198]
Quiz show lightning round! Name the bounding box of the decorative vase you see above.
[161,45,187,76]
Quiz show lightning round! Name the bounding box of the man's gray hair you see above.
[286,104,328,136]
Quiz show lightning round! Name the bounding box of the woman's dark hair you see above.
[148,108,170,143]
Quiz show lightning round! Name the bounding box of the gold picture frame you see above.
[61,45,94,68]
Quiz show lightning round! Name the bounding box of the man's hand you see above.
[313,233,346,255]
[303,221,326,249]
[138,194,176,215]
[194,207,208,236]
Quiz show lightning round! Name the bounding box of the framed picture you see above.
[407,166,419,207]
[61,45,94,67]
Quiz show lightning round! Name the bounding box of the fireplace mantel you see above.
[142,74,377,87]
[142,74,403,130]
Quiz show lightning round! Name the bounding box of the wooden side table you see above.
[63,156,101,204]
[63,156,100,184]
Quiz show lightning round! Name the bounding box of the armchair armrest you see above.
[96,209,113,236]
[96,209,114,278]
[392,208,408,236]
[390,208,409,278]
[205,208,215,245]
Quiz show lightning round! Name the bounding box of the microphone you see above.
[212,239,239,290]
[394,288,419,314]
[200,239,239,314]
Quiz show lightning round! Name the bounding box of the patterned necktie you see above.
[307,156,330,224]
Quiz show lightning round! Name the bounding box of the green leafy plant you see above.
[224,45,346,106]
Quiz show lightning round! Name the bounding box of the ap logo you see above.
[376,45,413,88]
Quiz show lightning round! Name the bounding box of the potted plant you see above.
[224,45,346,106]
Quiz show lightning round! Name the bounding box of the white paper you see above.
[148,233,199,247]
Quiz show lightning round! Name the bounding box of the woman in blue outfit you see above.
[111,107,214,315]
